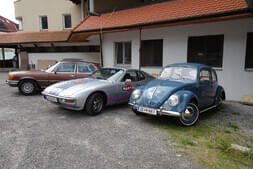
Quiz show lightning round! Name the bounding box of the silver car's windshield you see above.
[90,68,124,82]
[160,66,197,81]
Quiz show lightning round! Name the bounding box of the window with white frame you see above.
[39,16,48,31]
[63,14,72,29]
[16,17,23,30]
[115,42,131,65]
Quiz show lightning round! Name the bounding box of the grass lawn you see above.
[148,107,253,169]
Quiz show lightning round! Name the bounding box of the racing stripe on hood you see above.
[57,78,96,89]
[49,78,98,96]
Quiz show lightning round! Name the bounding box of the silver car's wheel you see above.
[19,80,36,95]
[85,93,105,116]
[92,97,103,113]
[179,103,199,126]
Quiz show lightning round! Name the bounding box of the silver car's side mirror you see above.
[125,79,132,83]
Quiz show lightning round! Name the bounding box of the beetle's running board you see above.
[200,105,217,113]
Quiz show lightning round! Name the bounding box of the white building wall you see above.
[28,52,100,66]
[102,18,253,101]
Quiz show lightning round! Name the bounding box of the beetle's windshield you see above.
[160,66,197,81]
[90,68,124,81]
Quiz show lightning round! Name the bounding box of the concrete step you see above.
[242,96,253,106]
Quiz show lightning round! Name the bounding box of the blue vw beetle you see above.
[129,63,225,126]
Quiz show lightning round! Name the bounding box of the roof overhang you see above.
[72,11,253,36]
[0,30,90,48]
[71,0,253,37]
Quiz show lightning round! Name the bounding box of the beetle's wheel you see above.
[219,95,223,105]
[179,103,199,126]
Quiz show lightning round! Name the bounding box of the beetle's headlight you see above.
[168,95,179,107]
[132,89,141,100]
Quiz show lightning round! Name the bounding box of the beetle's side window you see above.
[56,63,75,73]
[200,70,211,82]
[211,70,217,82]
[122,71,139,82]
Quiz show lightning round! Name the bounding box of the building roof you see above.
[73,0,252,33]
[0,31,71,45]
[0,16,18,32]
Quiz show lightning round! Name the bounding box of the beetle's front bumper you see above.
[6,80,19,87]
[42,92,82,111]
[129,103,180,117]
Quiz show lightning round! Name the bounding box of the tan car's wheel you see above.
[85,93,104,116]
[18,80,37,95]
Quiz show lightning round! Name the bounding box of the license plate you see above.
[137,106,157,115]
[47,96,58,103]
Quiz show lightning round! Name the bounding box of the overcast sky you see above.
[0,0,17,22]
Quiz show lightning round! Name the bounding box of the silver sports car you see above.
[42,67,154,115]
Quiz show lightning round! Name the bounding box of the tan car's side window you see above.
[56,63,75,73]
[78,63,97,73]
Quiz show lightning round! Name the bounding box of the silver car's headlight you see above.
[168,95,179,107]
[132,89,141,100]
[59,98,76,105]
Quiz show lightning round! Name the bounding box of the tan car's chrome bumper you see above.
[6,80,19,87]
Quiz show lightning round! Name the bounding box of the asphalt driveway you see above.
[0,72,202,169]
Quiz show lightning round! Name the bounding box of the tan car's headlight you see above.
[132,89,141,100]
[168,95,179,107]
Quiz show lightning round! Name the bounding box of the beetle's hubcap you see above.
[22,82,34,94]
[182,106,195,121]
[92,97,103,113]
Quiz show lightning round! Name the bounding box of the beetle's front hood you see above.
[137,79,194,108]
[43,78,109,97]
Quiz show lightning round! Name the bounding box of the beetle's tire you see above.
[85,93,104,116]
[18,80,37,95]
[132,108,142,116]
[216,94,224,110]
[179,103,200,126]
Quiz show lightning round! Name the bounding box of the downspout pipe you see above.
[81,0,85,19]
